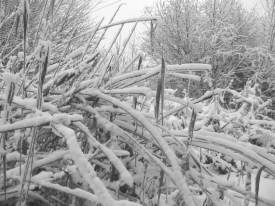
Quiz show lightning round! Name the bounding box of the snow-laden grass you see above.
[0,2,275,206]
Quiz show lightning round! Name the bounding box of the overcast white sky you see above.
[92,0,155,22]
[92,0,262,21]
[91,0,263,46]
[91,0,156,46]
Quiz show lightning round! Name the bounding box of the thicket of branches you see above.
[0,1,275,206]
[142,0,275,104]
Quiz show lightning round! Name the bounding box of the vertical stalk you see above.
[157,57,165,206]
[18,46,49,206]
[1,81,15,200]
[243,170,251,206]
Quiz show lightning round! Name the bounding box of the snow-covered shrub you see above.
[0,1,275,206]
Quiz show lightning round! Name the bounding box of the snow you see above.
[74,121,134,187]
[52,123,120,206]
[1,6,275,205]
[0,112,82,133]
[51,122,143,206]
[65,47,85,61]
[7,96,58,112]
[0,112,52,133]
[81,88,197,206]
[6,151,22,162]
[164,115,184,130]
[250,172,275,204]
[47,63,59,73]
[1,71,20,85]
[33,179,99,203]
[0,146,6,155]
[7,150,68,177]
[103,86,154,98]
[167,72,201,81]
[52,113,83,125]
[105,63,211,87]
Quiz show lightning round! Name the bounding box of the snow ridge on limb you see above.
[7,150,68,177]
[0,95,58,112]
[81,89,198,206]
[72,104,177,185]
[73,120,133,187]
[176,130,275,174]
[0,113,82,133]
[103,86,154,98]
[167,72,201,81]
[105,63,211,88]
[51,123,141,206]
[32,179,98,203]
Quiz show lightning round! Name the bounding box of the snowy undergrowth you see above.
[0,2,275,206]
